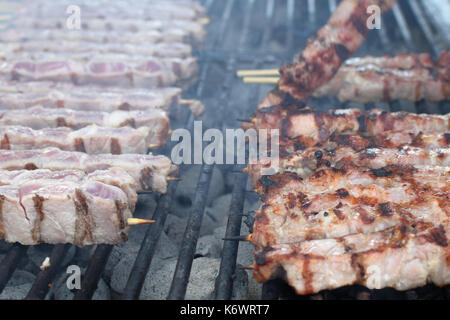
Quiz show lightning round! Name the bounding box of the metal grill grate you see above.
[0,0,448,300]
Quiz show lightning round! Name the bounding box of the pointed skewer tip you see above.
[166,176,182,181]
[127,218,155,226]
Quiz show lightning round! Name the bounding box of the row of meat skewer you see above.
[0,0,208,246]
[237,0,450,295]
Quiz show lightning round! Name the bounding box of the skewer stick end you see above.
[167,176,182,181]
[127,218,155,226]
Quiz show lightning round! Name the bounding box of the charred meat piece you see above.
[250,166,449,247]
[253,223,450,294]
[314,52,450,103]
[247,107,449,141]
[248,145,449,186]
[251,166,449,246]
[278,0,397,102]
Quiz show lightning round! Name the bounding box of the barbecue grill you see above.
[0,0,449,300]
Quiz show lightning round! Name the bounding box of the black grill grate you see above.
[0,0,448,300]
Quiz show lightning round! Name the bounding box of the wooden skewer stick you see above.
[127,218,155,226]
[198,17,211,25]
[243,77,279,84]
[179,98,196,104]
[167,176,182,181]
[148,143,160,149]
[242,264,256,270]
[237,69,279,77]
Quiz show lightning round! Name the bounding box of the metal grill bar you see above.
[408,0,441,57]
[215,170,247,299]
[24,244,69,300]
[73,244,113,300]
[286,0,296,52]
[392,3,414,49]
[308,0,316,24]
[122,184,177,299]
[167,164,215,299]
[0,244,27,293]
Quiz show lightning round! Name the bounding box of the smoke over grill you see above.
[0,0,449,301]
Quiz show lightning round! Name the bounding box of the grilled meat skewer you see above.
[0,125,161,154]
[0,105,169,132]
[249,145,449,187]
[251,165,449,247]
[253,222,450,294]
[0,148,177,193]
[246,107,449,141]
[278,0,397,102]
[313,52,450,103]
[0,168,139,246]
[0,57,197,88]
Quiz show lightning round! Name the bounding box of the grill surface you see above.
[0,0,449,300]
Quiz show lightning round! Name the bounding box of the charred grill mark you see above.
[429,225,448,247]
[333,207,345,220]
[333,43,351,62]
[357,114,367,132]
[302,254,314,294]
[444,133,450,145]
[336,188,349,198]
[120,118,136,128]
[118,102,132,111]
[56,100,64,108]
[0,195,5,239]
[74,189,94,246]
[139,167,153,190]
[24,163,38,170]
[297,192,309,205]
[56,117,67,127]
[0,134,10,150]
[255,212,270,226]
[255,246,275,265]
[378,202,393,216]
[370,167,392,177]
[349,6,369,37]
[110,138,122,155]
[31,195,45,244]
[115,200,128,242]
[286,193,297,209]
[259,175,278,192]
[359,150,377,159]
[74,138,86,153]
[314,150,323,161]
[355,206,374,224]
[351,253,365,284]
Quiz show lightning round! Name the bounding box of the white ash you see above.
[0,240,12,253]
[28,245,76,271]
[110,230,179,294]
[50,270,111,300]
[139,257,221,300]
[172,166,225,218]
[164,213,188,246]
[201,193,232,236]
[0,270,35,300]
[231,266,249,300]
[195,234,222,258]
